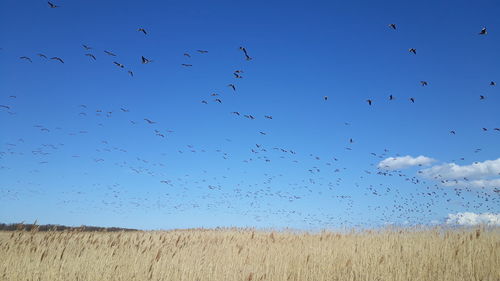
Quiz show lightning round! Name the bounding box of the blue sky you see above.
[0,0,499,230]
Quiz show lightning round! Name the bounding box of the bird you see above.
[490,81,496,86]
[104,50,117,56]
[82,44,92,50]
[0,105,10,109]
[410,97,415,103]
[409,48,417,54]
[228,84,236,91]
[214,99,222,103]
[259,132,266,135]
[494,128,500,131]
[349,138,354,143]
[201,100,208,104]
[388,23,397,30]
[183,53,191,58]
[47,1,59,8]
[239,47,252,60]
[264,115,273,119]
[324,96,328,101]
[233,73,243,79]
[479,27,487,35]
[197,50,208,54]
[231,112,240,116]
[482,128,488,131]
[420,81,428,86]
[113,62,124,68]
[450,130,456,135]
[366,99,373,105]
[120,108,129,112]
[37,53,47,59]
[137,28,147,35]
[480,95,486,100]
[128,70,134,77]
[181,64,192,67]
[20,56,32,62]
[85,53,96,60]
[141,56,152,64]
[50,57,64,63]
[144,119,156,124]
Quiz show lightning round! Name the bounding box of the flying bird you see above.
[264,115,273,119]
[409,48,417,54]
[50,57,64,63]
[0,105,10,109]
[232,112,240,116]
[480,95,486,100]
[197,50,208,54]
[141,56,152,64]
[479,27,487,35]
[490,81,496,86]
[450,130,456,135]
[82,44,92,50]
[85,53,96,60]
[228,84,236,91]
[137,28,147,35]
[324,96,328,101]
[104,50,116,56]
[214,99,222,103]
[410,97,415,103]
[183,53,191,58]
[234,73,243,78]
[128,70,133,77]
[47,1,59,8]
[482,128,488,131]
[181,64,192,67]
[113,62,124,68]
[239,46,252,60]
[366,99,373,105]
[389,95,394,100]
[201,100,208,104]
[420,81,428,86]
[388,23,397,30]
[37,53,47,59]
[20,56,32,62]
[144,119,156,124]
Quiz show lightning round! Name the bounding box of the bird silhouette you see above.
[197,50,208,54]
[137,28,147,35]
[388,23,397,30]
[420,81,428,86]
[104,50,117,56]
[20,56,32,62]
[82,44,92,50]
[366,99,373,105]
[479,27,487,35]
[50,57,64,63]
[85,53,96,60]
[228,84,236,91]
[47,1,59,8]
[113,62,124,68]
[410,97,415,103]
[490,81,496,86]
[409,48,417,54]
[389,95,394,100]
[144,119,156,124]
[37,53,47,59]
[141,56,152,64]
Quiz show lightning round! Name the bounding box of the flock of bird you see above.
[0,3,499,229]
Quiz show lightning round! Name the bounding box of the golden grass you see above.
[0,227,499,281]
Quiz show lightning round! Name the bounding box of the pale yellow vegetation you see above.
[0,227,499,281]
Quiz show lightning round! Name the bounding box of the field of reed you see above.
[0,227,499,281]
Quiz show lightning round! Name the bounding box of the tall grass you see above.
[0,227,498,281]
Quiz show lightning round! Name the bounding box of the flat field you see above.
[0,227,499,281]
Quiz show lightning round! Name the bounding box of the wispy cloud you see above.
[446,212,500,226]
[378,155,435,170]
[419,158,500,188]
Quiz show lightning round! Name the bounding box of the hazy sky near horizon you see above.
[1,0,499,230]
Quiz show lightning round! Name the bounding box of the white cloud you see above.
[446,212,500,226]
[378,155,435,170]
[420,158,500,180]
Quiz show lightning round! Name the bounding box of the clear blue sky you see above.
[1,0,499,230]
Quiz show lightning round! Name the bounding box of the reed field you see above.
[0,227,499,281]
